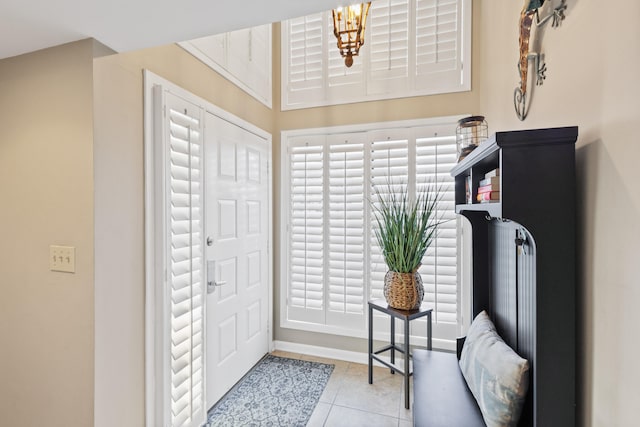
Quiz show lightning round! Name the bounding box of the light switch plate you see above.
[50,245,75,273]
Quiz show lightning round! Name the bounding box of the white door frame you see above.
[143,70,273,427]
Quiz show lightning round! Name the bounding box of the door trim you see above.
[144,70,273,426]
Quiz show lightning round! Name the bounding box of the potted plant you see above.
[371,182,444,310]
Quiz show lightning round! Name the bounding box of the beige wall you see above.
[474,1,640,425]
[93,43,274,427]
[0,40,96,427]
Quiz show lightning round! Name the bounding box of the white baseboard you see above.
[273,340,370,364]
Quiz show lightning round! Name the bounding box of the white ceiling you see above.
[0,0,345,60]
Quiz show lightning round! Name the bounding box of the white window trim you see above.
[280,115,468,350]
[281,0,472,111]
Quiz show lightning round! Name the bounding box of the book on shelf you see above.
[476,191,500,201]
[484,168,500,179]
[465,176,473,204]
[478,176,500,187]
[477,184,498,194]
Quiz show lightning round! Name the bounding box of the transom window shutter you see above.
[284,14,325,107]
[414,0,467,91]
[281,0,470,110]
[287,137,325,324]
[367,0,410,94]
[166,95,205,427]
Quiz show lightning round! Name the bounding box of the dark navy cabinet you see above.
[450,127,578,427]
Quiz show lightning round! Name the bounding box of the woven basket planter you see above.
[383,270,424,310]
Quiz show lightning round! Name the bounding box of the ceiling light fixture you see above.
[332,2,371,67]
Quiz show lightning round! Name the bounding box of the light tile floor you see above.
[271,350,413,427]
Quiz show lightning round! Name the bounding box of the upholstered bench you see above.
[412,311,530,427]
[413,345,484,426]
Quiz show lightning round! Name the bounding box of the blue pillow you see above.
[459,311,530,427]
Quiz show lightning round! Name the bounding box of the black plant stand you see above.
[368,299,433,409]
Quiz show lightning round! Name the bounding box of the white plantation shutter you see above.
[288,137,325,324]
[367,0,410,94]
[327,134,367,327]
[282,119,460,343]
[166,96,205,427]
[281,0,470,110]
[283,13,325,107]
[369,131,410,300]
[415,0,468,91]
[414,127,459,330]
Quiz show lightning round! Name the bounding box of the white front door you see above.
[204,112,270,408]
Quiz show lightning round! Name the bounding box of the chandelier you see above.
[332,3,371,67]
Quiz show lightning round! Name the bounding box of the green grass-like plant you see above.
[372,182,444,273]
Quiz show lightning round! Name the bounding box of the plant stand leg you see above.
[404,317,410,409]
[390,316,395,374]
[428,311,432,351]
[368,303,373,384]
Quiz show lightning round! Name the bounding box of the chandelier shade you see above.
[332,2,371,67]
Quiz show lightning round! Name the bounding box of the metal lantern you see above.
[456,116,488,162]
[332,3,371,67]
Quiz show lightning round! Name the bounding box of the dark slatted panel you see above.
[487,221,536,427]
[488,220,517,348]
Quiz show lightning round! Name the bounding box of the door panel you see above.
[204,112,270,408]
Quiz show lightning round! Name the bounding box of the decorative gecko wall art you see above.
[515,0,568,120]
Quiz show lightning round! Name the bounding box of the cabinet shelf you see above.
[454,202,501,217]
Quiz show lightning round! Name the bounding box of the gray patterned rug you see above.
[206,354,334,427]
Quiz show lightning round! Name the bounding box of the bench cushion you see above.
[413,349,485,427]
[459,311,530,427]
